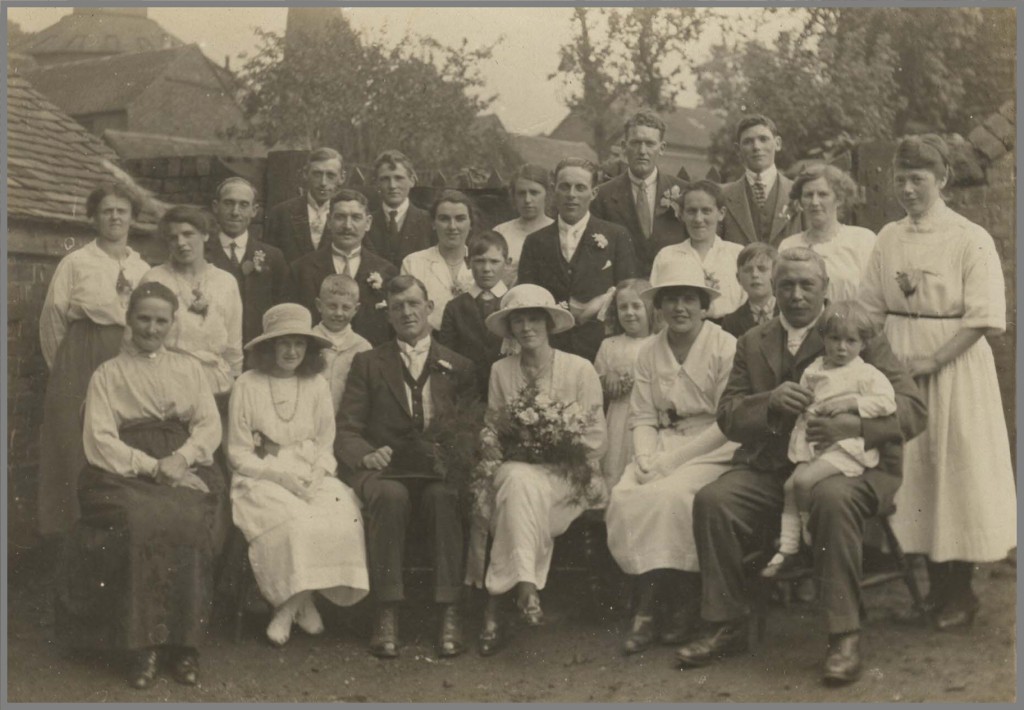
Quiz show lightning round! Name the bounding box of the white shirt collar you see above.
[468,280,509,300]
[313,322,356,349]
[557,212,590,236]
[397,333,432,357]
[384,199,411,226]
[779,310,821,356]
[628,169,658,189]
[745,165,779,192]
[307,195,331,214]
[219,231,249,254]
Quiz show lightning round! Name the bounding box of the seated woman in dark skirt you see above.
[60,281,228,690]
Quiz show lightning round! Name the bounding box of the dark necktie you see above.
[401,363,430,431]
[752,175,767,208]
[636,181,653,239]
[388,210,400,238]
[229,241,241,267]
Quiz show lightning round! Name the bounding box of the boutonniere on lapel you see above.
[432,359,454,376]
[777,202,793,223]
[188,286,209,318]
[241,249,268,276]
[556,300,571,311]
[367,271,384,291]
[895,268,937,298]
[660,185,683,219]
[592,233,609,250]
[451,281,469,298]
[703,269,721,292]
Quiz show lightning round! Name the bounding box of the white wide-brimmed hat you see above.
[643,254,721,301]
[244,303,334,350]
[485,284,576,338]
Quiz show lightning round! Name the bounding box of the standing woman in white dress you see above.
[859,134,1016,630]
[141,205,243,410]
[227,304,369,646]
[778,163,877,303]
[475,285,606,655]
[604,257,739,655]
[493,164,554,287]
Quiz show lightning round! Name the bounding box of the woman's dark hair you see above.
[248,338,326,377]
[893,134,953,182]
[508,164,550,195]
[653,285,711,312]
[128,281,179,317]
[429,188,479,230]
[86,183,143,219]
[680,180,725,209]
[507,307,556,335]
[158,205,214,239]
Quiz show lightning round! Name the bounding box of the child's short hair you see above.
[680,180,724,209]
[319,274,360,301]
[606,278,654,336]
[736,242,779,270]
[468,230,509,259]
[818,301,876,342]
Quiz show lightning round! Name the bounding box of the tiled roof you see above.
[26,45,191,117]
[507,134,598,170]
[16,10,183,60]
[102,130,266,160]
[7,75,121,225]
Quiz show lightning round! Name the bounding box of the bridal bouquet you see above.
[469,385,602,521]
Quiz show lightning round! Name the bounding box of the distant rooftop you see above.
[16,8,183,65]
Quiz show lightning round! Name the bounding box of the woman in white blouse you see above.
[778,163,876,303]
[141,205,243,407]
[472,284,606,655]
[65,282,227,690]
[227,303,369,647]
[400,190,477,331]
[604,257,739,655]
[492,164,554,286]
[38,183,151,541]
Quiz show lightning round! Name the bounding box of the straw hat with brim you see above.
[244,303,334,350]
[485,284,576,339]
[643,254,721,301]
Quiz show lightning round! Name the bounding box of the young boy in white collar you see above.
[313,274,372,412]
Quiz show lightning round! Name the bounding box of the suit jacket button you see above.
[568,268,573,275]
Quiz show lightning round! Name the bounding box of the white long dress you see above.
[494,216,554,287]
[859,201,1016,562]
[484,350,607,595]
[594,333,652,491]
[779,224,877,304]
[605,322,739,575]
[227,371,369,606]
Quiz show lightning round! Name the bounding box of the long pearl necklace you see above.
[268,375,300,423]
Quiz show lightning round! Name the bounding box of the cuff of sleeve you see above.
[134,452,160,478]
[175,443,199,468]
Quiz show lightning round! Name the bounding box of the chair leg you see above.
[880,517,927,616]
[580,519,605,617]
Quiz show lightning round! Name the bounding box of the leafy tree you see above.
[697,7,1015,176]
[551,7,705,159]
[7,19,32,48]
[230,12,511,173]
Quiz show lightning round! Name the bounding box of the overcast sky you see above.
[9,6,794,136]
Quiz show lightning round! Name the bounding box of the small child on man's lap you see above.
[313,274,371,413]
[763,301,897,578]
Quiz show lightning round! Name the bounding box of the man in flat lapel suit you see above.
[591,109,688,276]
[517,157,637,362]
[365,150,435,267]
[264,147,345,264]
[720,114,803,247]
[337,274,477,660]
[292,189,398,346]
[207,177,291,345]
[675,248,926,685]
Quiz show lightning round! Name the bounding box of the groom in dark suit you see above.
[591,109,688,276]
[207,177,291,345]
[517,157,637,362]
[337,274,477,660]
[264,147,345,264]
[291,189,398,346]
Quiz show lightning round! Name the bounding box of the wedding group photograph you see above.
[3,3,1018,704]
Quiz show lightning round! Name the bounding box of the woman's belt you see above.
[886,310,964,320]
[656,410,714,435]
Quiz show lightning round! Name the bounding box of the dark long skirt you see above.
[58,420,228,650]
[37,319,125,536]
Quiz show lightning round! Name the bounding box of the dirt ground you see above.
[5,553,1017,703]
